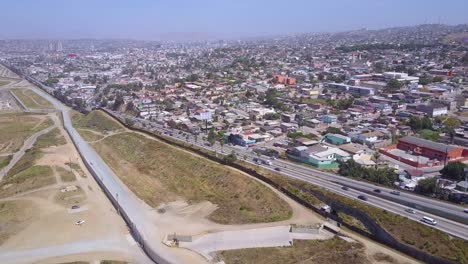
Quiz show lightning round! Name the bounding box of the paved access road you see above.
[180,225,332,261]
[120,114,468,240]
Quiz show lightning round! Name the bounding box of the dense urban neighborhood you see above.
[3,24,467,204]
[1,23,468,264]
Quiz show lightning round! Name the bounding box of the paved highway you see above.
[122,114,468,240]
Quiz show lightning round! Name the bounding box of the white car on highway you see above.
[421,216,437,226]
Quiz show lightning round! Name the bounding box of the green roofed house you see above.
[322,133,351,146]
[287,144,351,169]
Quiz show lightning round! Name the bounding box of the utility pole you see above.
[464,168,468,193]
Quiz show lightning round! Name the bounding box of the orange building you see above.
[274,75,296,85]
[285,76,296,85]
[274,75,285,83]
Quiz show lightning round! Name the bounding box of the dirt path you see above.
[51,166,63,185]
[0,124,55,180]
[0,107,145,263]
[20,89,45,108]
[30,115,49,130]
[80,128,125,143]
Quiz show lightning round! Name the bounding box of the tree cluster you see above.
[407,116,433,132]
[386,79,403,92]
[419,129,440,142]
[415,177,439,196]
[338,159,398,187]
[440,162,467,182]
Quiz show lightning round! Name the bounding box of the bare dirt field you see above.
[0,108,143,263]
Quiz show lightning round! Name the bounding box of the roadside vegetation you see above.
[11,89,53,109]
[220,237,370,264]
[338,159,398,187]
[93,132,292,224]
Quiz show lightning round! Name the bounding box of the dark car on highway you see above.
[358,195,368,201]
[274,167,281,171]
[342,186,349,191]
[374,189,381,193]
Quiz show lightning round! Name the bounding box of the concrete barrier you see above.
[166,234,193,243]
[290,224,321,234]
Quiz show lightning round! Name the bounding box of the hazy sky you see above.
[2,0,468,40]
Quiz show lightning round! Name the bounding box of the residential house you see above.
[287,145,351,169]
[322,133,351,146]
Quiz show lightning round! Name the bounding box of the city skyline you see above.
[2,0,468,40]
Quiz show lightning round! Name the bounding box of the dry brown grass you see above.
[11,89,53,109]
[72,110,123,134]
[35,127,66,148]
[0,200,36,245]
[65,162,86,178]
[93,132,292,224]
[372,252,398,263]
[0,80,9,87]
[0,155,12,170]
[219,236,370,264]
[54,186,86,207]
[0,125,64,198]
[0,165,55,198]
[77,129,105,142]
[0,113,47,154]
[56,166,77,182]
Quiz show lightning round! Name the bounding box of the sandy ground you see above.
[33,251,135,264]
[0,110,146,263]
